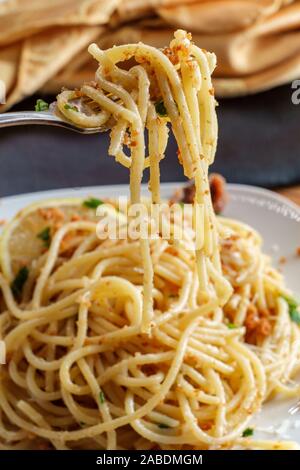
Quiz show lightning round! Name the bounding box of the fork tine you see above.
[0,111,106,134]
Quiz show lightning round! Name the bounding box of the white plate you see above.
[0,183,300,445]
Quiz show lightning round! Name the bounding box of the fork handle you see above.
[0,111,67,129]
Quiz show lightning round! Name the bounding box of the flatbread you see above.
[0,43,22,97]
[0,25,101,111]
[41,46,97,94]
[1,0,300,106]
[213,51,300,96]
[0,0,119,46]
[96,1,300,96]
[157,0,287,34]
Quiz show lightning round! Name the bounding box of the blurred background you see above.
[0,0,300,197]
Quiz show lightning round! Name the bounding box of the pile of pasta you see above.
[0,29,299,450]
[0,198,299,450]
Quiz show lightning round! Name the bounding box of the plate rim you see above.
[0,182,299,215]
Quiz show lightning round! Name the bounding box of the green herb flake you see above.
[99,391,106,404]
[37,227,51,248]
[242,427,254,438]
[227,323,237,329]
[282,295,298,310]
[83,198,104,209]
[35,99,49,112]
[290,308,300,325]
[64,103,78,112]
[281,295,300,325]
[155,100,167,117]
[11,266,29,298]
[157,423,170,429]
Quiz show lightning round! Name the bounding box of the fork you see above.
[0,111,105,134]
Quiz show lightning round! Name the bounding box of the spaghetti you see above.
[0,30,299,450]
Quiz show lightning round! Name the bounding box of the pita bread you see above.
[96,0,300,96]
[157,0,288,34]
[41,49,96,94]
[0,0,119,46]
[41,25,108,94]
[114,0,291,28]
[0,43,22,97]
[41,67,95,95]
[213,51,300,96]
[0,25,101,111]
[1,0,300,106]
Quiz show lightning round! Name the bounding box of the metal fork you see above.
[0,111,104,134]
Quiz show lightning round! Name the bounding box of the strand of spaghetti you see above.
[148,104,161,204]
[191,46,218,164]
[32,221,96,308]
[95,58,153,330]
[56,90,110,128]
[77,358,116,450]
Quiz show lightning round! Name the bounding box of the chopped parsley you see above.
[242,427,254,438]
[35,99,49,112]
[157,423,170,429]
[83,198,104,209]
[290,309,300,325]
[281,295,300,325]
[155,100,167,117]
[99,391,106,404]
[227,323,237,329]
[37,226,51,248]
[11,266,29,298]
[64,103,78,112]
